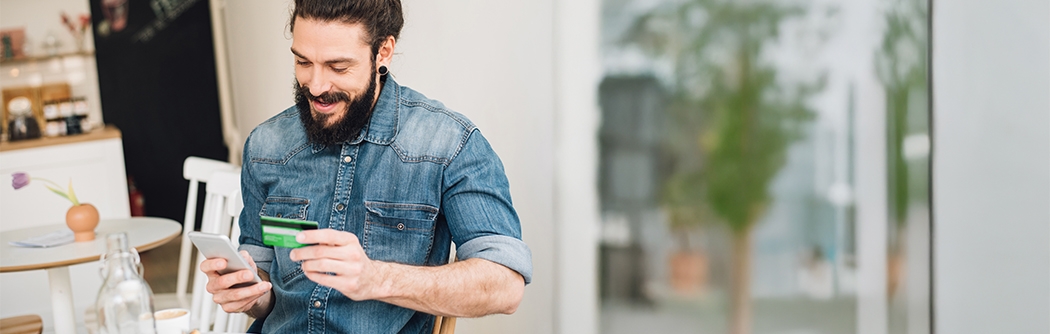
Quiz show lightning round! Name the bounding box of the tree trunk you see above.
[729,228,754,334]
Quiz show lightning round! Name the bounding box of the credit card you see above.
[260,216,319,248]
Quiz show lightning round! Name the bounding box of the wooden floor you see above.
[140,236,188,294]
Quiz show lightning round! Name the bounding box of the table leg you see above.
[46,266,77,334]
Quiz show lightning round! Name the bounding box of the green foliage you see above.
[875,0,928,226]
[625,0,824,236]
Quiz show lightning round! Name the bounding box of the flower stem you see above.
[32,177,76,205]
[32,177,62,190]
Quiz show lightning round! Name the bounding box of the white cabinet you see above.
[0,126,130,332]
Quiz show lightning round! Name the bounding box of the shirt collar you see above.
[347,76,399,146]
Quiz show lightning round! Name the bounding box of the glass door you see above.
[596,0,931,333]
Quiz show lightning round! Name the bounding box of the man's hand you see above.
[200,250,273,314]
[290,229,384,301]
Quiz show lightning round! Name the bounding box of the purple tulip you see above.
[11,172,30,189]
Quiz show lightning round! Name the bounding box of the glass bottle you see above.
[96,233,157,334]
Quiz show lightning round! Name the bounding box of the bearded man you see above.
[199,1,532,332]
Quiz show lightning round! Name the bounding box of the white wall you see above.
[553,0,601,333]
[932,0,1050,333]
[394,1,555,333]
[0,0,94,56]
[221,1,601,333]
[219,0,294,145]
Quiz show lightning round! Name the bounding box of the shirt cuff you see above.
[239,243,275,273]
[456,235,533,285]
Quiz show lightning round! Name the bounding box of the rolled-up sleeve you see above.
[442,129,533,284]
[456,235,532,284]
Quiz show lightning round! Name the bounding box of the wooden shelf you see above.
[0,50,95,66]
[0,125,120,152]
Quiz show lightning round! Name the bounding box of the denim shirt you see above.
[237,77,533,334]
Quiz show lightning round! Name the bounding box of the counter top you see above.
[0,125,121,152]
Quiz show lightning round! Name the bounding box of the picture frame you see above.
[0,28,27,60]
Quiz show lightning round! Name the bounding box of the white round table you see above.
[0,217,181,334]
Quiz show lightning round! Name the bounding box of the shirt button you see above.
[336,203,345,211]
[313,300,321,308]
[343,156,352,163]
[396,223,405,231]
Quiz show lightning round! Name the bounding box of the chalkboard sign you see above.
[91,0,228,224]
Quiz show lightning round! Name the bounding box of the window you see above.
[597,0,930,333]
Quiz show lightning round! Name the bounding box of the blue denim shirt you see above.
[237,77,533,334]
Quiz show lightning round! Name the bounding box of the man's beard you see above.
[295,68,379,146]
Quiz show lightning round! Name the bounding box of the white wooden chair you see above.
[172,157,238,309]
[189,169,250,333]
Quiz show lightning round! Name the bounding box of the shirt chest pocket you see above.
[260,196,309,220]
[260,197,310,282]
[362,201,438,266]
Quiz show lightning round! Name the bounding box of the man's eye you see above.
[296,61,310,66]
[332,67,348,73]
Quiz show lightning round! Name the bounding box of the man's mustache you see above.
[298,85,350,105]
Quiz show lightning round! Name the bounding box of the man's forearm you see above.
[371,258,525,318]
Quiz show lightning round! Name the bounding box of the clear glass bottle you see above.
[96,233,157,334]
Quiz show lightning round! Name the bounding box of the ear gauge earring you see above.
[378,65,389,76]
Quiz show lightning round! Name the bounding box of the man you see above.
[199,1,533,332]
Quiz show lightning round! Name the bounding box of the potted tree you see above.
[662,169,709,296]
[625,1,825,332]
[875,0,928,297]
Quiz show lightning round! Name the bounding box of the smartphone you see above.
[187,231,261,288]
[259,216,319,248]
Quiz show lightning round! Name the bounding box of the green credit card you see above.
[260,216,319,248]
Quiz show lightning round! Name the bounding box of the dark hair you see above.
[290,0,404,56]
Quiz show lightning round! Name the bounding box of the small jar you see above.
[6,97,40,141]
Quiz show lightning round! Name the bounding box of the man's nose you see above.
[305,69,333,96]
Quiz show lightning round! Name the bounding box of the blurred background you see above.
[597,0,927,333]
[1,0,1047,333]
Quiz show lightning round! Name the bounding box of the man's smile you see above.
[312,99,342,114]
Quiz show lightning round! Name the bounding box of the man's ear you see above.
[377,36,396,67]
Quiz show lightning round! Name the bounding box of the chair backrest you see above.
[188,169,250,333]
[176,157,238,308]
